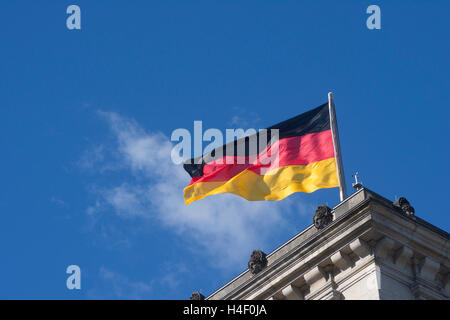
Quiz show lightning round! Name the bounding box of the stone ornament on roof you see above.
[313,205,333,229]
[393,197,415,216]
[189,291,205,300]
[248,250,268,275]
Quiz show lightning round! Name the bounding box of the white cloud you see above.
[50,196,68,208]
[103,184,148,218]
[86,111,307,269]
[87,267,153,299]
[227,107,262,128]
[78,145,105,170]
[87,263,189,299]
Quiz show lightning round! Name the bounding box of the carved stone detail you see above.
[444,274,450,294]
[248,250,268,275]
[269,292,286,300]
[190,291,205,300]
[329,288,344,300]
[375,237,395,260]
[331,251,352,271]
[418,257,440,282]
[393,197,415,216]
[304,266,327,286]
[281,284,304,300]
[394,246,413,268]
[313,205,333,229]
[349,238,370,258]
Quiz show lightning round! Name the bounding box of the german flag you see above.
[183,103,339,204]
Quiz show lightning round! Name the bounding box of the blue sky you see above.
[0,1,449,299]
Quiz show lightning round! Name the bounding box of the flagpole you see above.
[328,92,347,202]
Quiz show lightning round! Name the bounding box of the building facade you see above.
[198,188,449,300]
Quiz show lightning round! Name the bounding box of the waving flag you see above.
[183,102,340,205]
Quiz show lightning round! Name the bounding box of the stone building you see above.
[193,187,449,300]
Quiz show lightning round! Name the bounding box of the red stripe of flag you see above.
[188,129,334,185]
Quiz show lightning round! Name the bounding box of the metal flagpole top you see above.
[352,172,363,190]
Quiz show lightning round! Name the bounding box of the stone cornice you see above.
[206,188,449,300]
[209,198,374,299]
